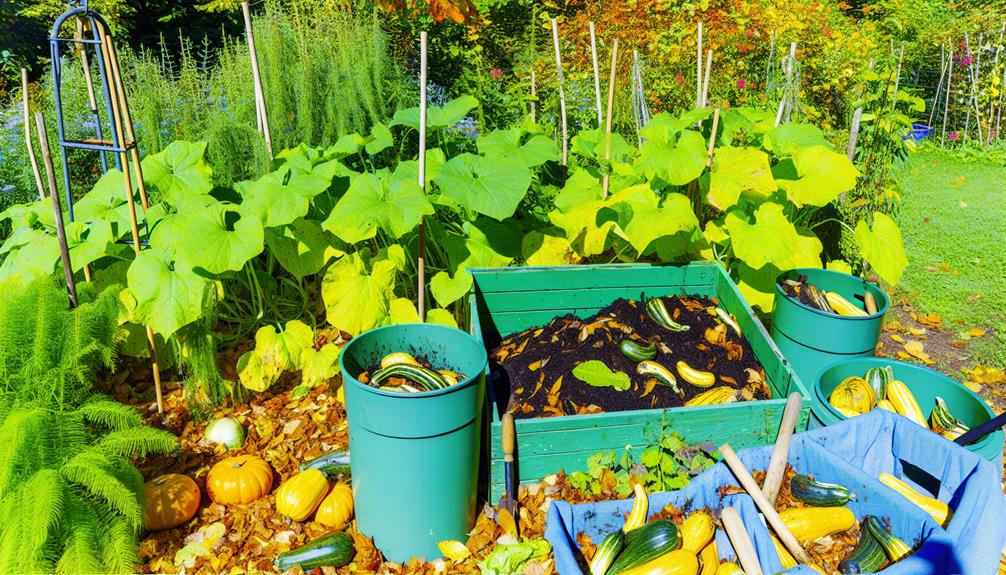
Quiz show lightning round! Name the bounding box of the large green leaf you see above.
[321,246,404,335]
[237,320,315,392]
[300,343,341,389]
[151,202,263,274]
[639,109,713,142]
[323,170,433,243]
[125,249,208,338]
[0,228,58,282]
[762,123,831,156]
[571,128,632,163]
[855,212,908,285]
[706,146,776,211]
[74,170,137,236]
[774,145,860,207]
[633,130,708,186]
[608,185,698,254]
[365,123,393,155]
[388,298,458,328]
[477,128,560,167]
[65,219,114,272]
[265,218,343,279]
[434,153,531,220]
[723,202,800,269]
[443,217,521,271]
[396,148,447,190]
[572,360,631,391]
[140,141,213,204]
[548,171,618,256]
[390,95,479,131]
[521,229,577,266]
[238,161,341,228]
[736,262,784,312]
[430,271,472,308]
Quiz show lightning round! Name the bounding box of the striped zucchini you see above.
[930,397,970,440]
[863,515,912,562]
[878,473,952,527]
[677,361,715,388]
[645,298,690,332]
[610,519,681,575]
[876,399,897,413]
[864,366,893,399]
[826,292,868,317]
[369,363,450,392]
[790,473,853,506]
[623,483,649,532]
[838,529,885,574]
[620,339,658,362]
[637,361,682,395]
[685,387,737,407]
[885,380,928,428]
[300,450,351,478]
[798,282,832,312]
[590,530,625,575]
[712,308,741,337]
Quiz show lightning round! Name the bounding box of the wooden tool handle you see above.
[864,290,879,315]
[721,507,763,575]
[502,412,515,462]
[719,444,813,565]
[762,392,803,506]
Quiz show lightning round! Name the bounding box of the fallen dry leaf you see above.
[904,341,934,364]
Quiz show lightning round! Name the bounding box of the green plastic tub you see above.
[469,262,809,502]
[771,268,890,387]
[814,357,1003,464]
[340,323,487,562]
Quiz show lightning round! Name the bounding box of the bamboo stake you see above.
[22,69,45,200]
[997,60,1006,139]
[701,49,714,107]
[35,113,78,308]
[417,31,428,322]
[242,2,272,158]
[775,42,797,126]
[706,107,720,166]
[98,27,164,414]
[530,69,537,123]
[602,38,619,199]
[721,507,763,575]
[847,108,863,163]
[551,19,568,169]
[762,393,803,506]
[696,21,703,108]
[989,23,1005,140]
[719,444,814,566]
[105,36,152,212]
[589,21,602,128]
[964,32,975,141]
[75,18,101,132]
[928,43,948,128]
[943,47,955,145]
[891,44,905,108]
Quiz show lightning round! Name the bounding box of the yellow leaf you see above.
[964,379,983,393]
[968,327,986,338]
[497,508,518,537]
[908,326,927,336]
[904,341,934,364]
[437,540,471,562]
[891,334,906,343]
[896,351,912,360]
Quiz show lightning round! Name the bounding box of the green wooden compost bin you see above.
[468,263,811,501]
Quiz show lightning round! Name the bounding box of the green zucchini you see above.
[636,360,682,395]
[798,281,832,312]
[608,519,680,575]
[863,515,912,562]
[713,307,741,337]
[619,339,657,362]
[838,529,885,574]
[274,532,355,571]
[301,449,351,478]
[864,367,893,399]
[368,363,449,391]
[645,298,690,332]
[930,397,970,440]
[790,473,853,506]
[589,530,625,575]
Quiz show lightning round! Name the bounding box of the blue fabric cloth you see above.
[544,410,1005,575]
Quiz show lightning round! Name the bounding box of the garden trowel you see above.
[498,412,519,536]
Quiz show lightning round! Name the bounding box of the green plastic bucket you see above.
[771,268,890,387]
[340,323,487,562]
[814,357,1003,464]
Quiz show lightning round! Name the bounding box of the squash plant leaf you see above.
[321,245,404,335]
[323,170,433,243]
[65,219,114,272]
[706,146,776,211]
[723,202,800,270]
[548,171,617,257]
[443,217,521,271]
[608,185,698,254]
[774,145,860,207]
[300,343,340,389]
[477,128,560,167]
[140,140,213,204]
[265,218,344,279]
[430,271,472,308]
[736,262,784,312]
[855,212,908,285]
[633,129,708,186]
[237,320,315,392]
[151,202,264,274]
[125,249,208,338]
[572,360,631,391]
[434,153,531,220]
[521,229,577,266]
[0,228,58,282]
[425,308,458,328]
[73,170,137,236]
[389,297,421,323]
[365,123,394,155]
[391,95,478,131]
[325,133,366,159]
[571,128,632,162]
[762,123,831,157]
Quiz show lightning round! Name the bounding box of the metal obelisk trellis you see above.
[48,0,165,413]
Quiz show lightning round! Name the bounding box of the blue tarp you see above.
[545,410,1005,575]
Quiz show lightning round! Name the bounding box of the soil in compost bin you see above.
[491,295,770,419]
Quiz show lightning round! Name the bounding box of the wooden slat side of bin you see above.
[468,263,809,501]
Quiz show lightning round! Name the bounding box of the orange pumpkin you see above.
[275,469,329,522]
[207,455,273,505]
[144,473,201,531]
[315,481,354,528]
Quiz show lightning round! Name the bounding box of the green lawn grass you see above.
[894,149,1006,366]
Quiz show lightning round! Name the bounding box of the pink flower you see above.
[737,79,747,88]
[948,132,960,141]
[490,68,503,79]
[675,73,686,86]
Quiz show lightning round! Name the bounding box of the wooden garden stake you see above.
[847,108,863,163]
[21,69,45,201]
[990,23,1005,140]
[943,47,955,145]
[97,25,164,414]
[530,69,536,123]
[696,21,703,108]
[927,43,948,129]
[601,38,619,199]
[34,113,78,309]
[890,44,904,109]
[706,107,720,166]
[701,49,713,107]
[589,21,603,128]
[551,19,568,169]
[721,507,763,575]
[775,42,797,127]
[719,443,814,566]
[417,31,428,322]
[762,393,803,506]
[106,37,153,212]
[242,2,273,159]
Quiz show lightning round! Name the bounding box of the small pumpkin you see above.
[144,473,201,531]
[275,469,329,522]
[315,481,354,528]
[207,455,273,505]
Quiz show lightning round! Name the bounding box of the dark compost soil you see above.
[491,295,770,419]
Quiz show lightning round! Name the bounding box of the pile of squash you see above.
[828,366,971,440]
